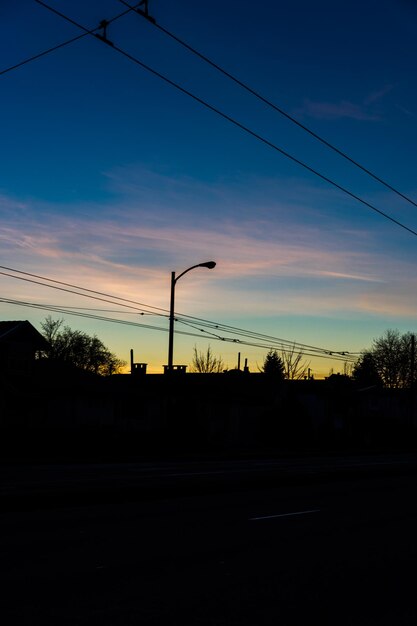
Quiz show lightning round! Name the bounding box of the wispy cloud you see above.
[296,98,380,121]
[358,280,417,318]
[0,194,401,319]
[295,84,396,122]
[395,103,414,117]
[364,84,394,105]
[1,165,416,325]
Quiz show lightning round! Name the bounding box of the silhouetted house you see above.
[0,320,48,375]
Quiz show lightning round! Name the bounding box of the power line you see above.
[19,305,154,314]
[174,315,356,358]
[32,0,143,28]
[0,269,160,315]
[1,32,88,76]
[0,296,196,338]
[118,0,417,210]
[1,1,143,76]
[175,317,356,362]
[6,1,414,214]
[0,296,356,363]
[4,3,417,239]
[0,264,359,355]
[34,1,417,239]
[0,265,359,360]
[106,49,417,237]
[0,264,168,316]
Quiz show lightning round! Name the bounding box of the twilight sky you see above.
[1,0,417,375]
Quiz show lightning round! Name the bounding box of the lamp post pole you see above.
[167,261,216,372]
[168,270,176,372]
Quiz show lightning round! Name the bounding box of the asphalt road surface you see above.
[2,463,417,625]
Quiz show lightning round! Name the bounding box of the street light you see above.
[167,261,216,372]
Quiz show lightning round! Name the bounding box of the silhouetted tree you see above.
[281,344,309,380]
[191,345,224,373]
[261,349,285,379]
[356,329,417,389]
[371,329,416,389]
[352,352,382,388]
[40,316,125,375]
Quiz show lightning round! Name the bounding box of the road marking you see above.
[249,509,320,521]
[168,470,227,477]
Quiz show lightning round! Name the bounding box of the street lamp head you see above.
[199,261,216,270]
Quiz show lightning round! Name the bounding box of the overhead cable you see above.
[0,296,356,362]
[8,2,413,219]
[1,1,143,76]
[1,32,88,76]
[118,0,417,210]
[175,317,357,361]
[0,264,168,316]
[0,265,359,359]
[34,0,417,239]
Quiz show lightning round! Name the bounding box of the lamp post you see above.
[167,261,216,372]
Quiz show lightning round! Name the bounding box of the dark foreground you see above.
[2,458,417,625]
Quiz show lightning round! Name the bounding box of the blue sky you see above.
[1,0,417,375]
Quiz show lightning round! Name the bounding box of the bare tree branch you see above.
[281,343,310,380]
[190,345,224,373]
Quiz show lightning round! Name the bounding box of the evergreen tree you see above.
[262,349,285,379]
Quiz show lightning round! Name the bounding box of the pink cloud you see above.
[358,281,417,318]
[0,197,392,322]
[1,183,416,325]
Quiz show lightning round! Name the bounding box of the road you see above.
[2,461,417,624]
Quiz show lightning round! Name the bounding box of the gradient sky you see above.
[1,0,417,375]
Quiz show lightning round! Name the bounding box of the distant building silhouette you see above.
[0,320,48,375]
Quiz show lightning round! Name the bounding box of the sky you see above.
[1,0,417,376]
